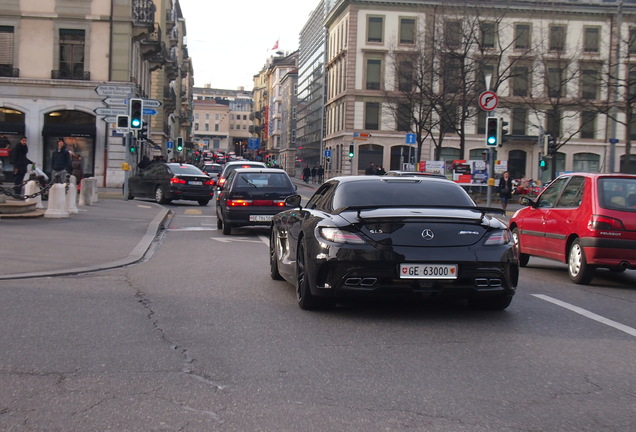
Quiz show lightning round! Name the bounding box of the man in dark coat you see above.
[11,136,32,195]
[51,138,72,183]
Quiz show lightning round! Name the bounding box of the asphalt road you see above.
[1,200,634,431]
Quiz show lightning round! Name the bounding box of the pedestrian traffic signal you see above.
[540,157,548,171]
[348,144,354,159]
[325,156,331,164]
[117,115,129,129]
[129,143,137,154]
[486,117,499,146]
[547,136,557,156]
[499,118,509,146]
[129,98,143,129]
[176,137,183,151]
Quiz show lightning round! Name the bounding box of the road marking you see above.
[533,294,636,337]
[258,235,268,246]
[168,227,217,231]
[211,237,264,243]
[184,209,203,215]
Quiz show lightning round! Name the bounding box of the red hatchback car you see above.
[509,173,636,284]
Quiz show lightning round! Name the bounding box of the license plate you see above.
[249,215,273,222]
[189,181,202,185]
[399,264,458,279]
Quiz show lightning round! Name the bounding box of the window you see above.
[194,123,199,131]
[59,29,86,79]
[366,58,382,90]
[580,68,599,100]
[397,103,411,131]
[445,21,461,49]
[365,102,380,130]
[399,18,415,44]
[512,108,527,135]
[214,124,219,131]
[444,56,462,93]
[0,26,15,77]
[547,66,565,98]
[630,28,636,54]
[205,123,210,131]
[480,22,496,48]
[549,25,566,51]
[367,16,383,43]
[580,112,596,139]
[512,66,530,96]
[573,153,600,173]
[584,27,600,53]
[478,64,495,92]
[629,66,636,99]
[397,60,413,92]
[514,24,530,49]
[476,110,486,134]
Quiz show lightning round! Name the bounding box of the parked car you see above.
[202,163,223,184]
[216,168,296,235]
[509,173,636,284]
[127,162,214,206]
[216,160,266,189]
[270,175,518,310]
[384,170,449,179]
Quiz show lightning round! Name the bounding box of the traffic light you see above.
[540,156,548,171]
[117,115,129,129]
[176,137,183,151]
[547,136,557,156]
[138,121,148,140]
[486,117,499,146]
[325,156,331,164]
[129,98,143,129]
[348,144,354,159]
[499,118,509,146]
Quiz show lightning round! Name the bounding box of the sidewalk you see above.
[0,189,170,280]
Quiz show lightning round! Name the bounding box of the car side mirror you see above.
[519,196,534,206]
[285,194,302,208]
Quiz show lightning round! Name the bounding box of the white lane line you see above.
[258,235,269,246]
[533,294,636,337]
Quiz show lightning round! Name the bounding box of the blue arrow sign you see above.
[406,133,417,144]
[248,137,260,149]
[143,108,157,116]
[166,141,173,149]
[325,150,331,157]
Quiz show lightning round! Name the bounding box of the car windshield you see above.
[235,172,293,189]
[333,179,475,208]
[598,177,636,211]
[169,164,204,175]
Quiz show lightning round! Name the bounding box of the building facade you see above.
[322,0,636,181]
[0,0,192,187]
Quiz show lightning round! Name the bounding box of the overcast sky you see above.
[179,0,319,91]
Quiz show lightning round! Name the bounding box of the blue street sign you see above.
[143,108,158,116]
[406,133,417,144]
[166,141,173,149]
[248,137,260,149]
[609,138,619,144]
[325,150,331,157]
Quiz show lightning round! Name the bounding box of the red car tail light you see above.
[170,177,187,184]
[218,178,226,186]
[228,199,252,206]
[204,179,215,186]
[250,200,286,206]
[588,215,625,231]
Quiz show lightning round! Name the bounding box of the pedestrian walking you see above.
[311,166,317,183]
[51,138,72,183]
[10,136,32,196]
[302,164,311,183]
[375,165,386,175]
[498,171,514,212]
[317,165,324,183]
[365,162,376,175]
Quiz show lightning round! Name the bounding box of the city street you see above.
[1,199,635,431]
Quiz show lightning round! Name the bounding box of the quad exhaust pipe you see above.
[345,277,378,287]
[474,278,502,287]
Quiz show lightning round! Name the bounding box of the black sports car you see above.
[270,176,518,310]
[127,162,214,205]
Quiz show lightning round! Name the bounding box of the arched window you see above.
[573,152,600,173]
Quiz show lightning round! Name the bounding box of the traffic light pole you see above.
[123,131,132,200]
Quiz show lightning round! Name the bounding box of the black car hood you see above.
[339,207,505,247]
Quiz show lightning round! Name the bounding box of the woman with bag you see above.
[498,171,513,212]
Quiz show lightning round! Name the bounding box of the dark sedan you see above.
[216,168,296,235]
[127,162,214,205]
[270,176,518,310]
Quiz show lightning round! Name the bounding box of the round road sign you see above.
[479,91,499,111]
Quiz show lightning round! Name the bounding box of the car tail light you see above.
[218,178,226,186]
[250,200,286,206]
[588,215,625,231]
[228,199,252,206]
[484,229,512,246]
[204,179,215,186]
[170,177,187,184]
[318,227,366,244]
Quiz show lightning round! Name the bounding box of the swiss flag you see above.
[271,40,279,50]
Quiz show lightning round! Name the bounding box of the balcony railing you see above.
[51,69,91,80]
[133,0,156,26]
[0,65,19,77]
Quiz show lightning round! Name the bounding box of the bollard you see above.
[79,178,94,206]
[45,183,69,218]
[90,178,99,203]
[25,180,44,210]
[66,176,79,214]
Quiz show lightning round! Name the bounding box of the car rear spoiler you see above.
[336,205,505,219]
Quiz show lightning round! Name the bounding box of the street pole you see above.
[609,0,623,173]
[123,132,132,200]
[484,74,494,207]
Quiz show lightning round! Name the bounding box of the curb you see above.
[0,208,172,281]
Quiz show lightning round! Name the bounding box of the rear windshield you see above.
[599,177,636,211]
[203,165,222,173]
[233,172,294,190]
[223,163,265,176]
[169,165,204,175]
[334,179,475,208]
